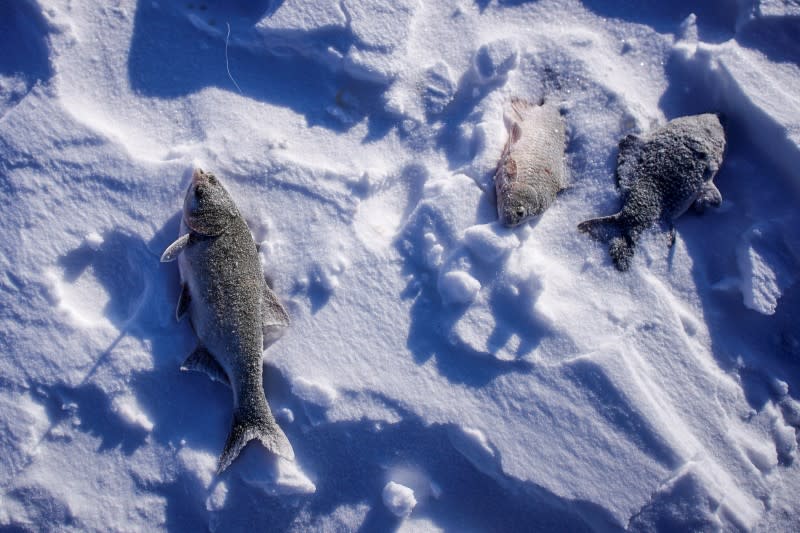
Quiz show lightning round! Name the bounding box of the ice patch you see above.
[382,481,417,518]
[292,377,339,408]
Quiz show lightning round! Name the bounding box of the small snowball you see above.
[277,407,295,424]
[84,231,104,250]
[382,481,417,518]
[426,244,444,269]
[292,377,339,408]
[438,270,481,305]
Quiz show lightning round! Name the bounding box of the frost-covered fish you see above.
[578,113,726,271]
[494,98,567,227]
[161,169,293,473]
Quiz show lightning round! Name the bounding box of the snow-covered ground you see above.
[1,0,799,531]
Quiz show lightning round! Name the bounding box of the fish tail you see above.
[578,214,636,271]
[217,404,295,474]
[608,235,635,271]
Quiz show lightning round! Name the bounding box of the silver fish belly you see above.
[161,169,293,473]
[494,98,568,227]
[578,113,726,271]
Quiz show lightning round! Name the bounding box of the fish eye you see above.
[195,186,205,199]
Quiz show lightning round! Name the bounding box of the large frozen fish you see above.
[161,169,293,473]
[578,113,726,271]
[494,98,568,227]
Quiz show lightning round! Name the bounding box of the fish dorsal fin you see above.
[181,346,230,387]
[615,134,643,193]
[160,233,191,262]
[262,283,290,348]
[263,284,290,328]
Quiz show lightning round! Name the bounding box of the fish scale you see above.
[161,169,294,473]
[494,99,568,227]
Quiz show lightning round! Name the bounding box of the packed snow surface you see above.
[1,0,800,531]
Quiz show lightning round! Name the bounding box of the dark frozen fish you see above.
[161,169,293,473]
[578,113,726,271]
[494,98,568,227]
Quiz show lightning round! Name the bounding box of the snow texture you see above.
[1,0,800,531]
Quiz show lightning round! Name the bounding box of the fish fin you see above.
[660,221,677,248]
[577,213,623,242]
[692,180,722,213]
[609,235,636,271]
[510,97,536,120]
[160,233,190,262]
[181,346,230,387]
[217,406,295,474]
[176,283,190,321]
[263,284,290,328]
[615,134,643,192]
[263,284,290,348]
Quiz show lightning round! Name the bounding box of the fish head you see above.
[183,169,238,236]
[498,183,545,227]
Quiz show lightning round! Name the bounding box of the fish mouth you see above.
[191,168,209,186]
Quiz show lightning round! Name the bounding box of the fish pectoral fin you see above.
[181,346,230,387]
[692,181,722,213]
[176,283,190,321]
[659,221,677,248]
[160,233,190,262]
[510,122,523,144]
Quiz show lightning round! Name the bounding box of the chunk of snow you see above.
[438,270,481,305]
[382,481,417,518]
[111,395,154,433]
[463,223,520,263]
[292,377,339,408]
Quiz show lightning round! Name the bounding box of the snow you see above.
[382,481,418,518]
[2,0,800,531]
